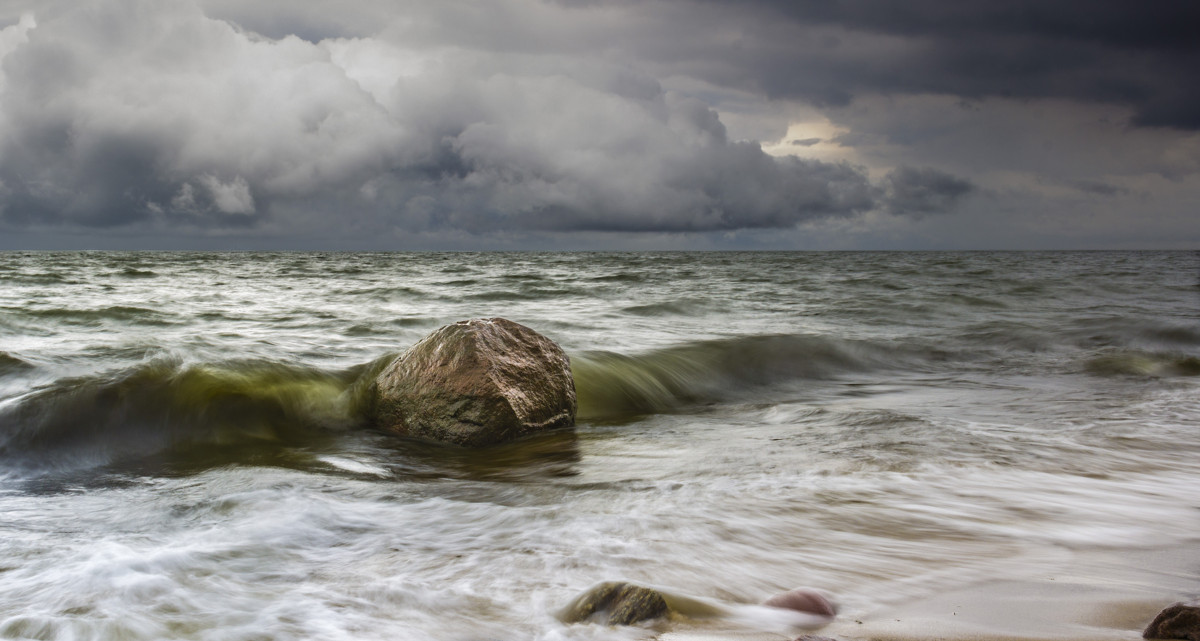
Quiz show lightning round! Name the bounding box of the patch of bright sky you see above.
[661,73,870,170]
[759,119,859,165]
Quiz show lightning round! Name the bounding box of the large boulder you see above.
[371,318,576,447]
[1144,603,1200,641]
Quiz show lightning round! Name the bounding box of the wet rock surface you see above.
[372,318,576,447]
[560,582,670,626]
[1144,603,1200,641]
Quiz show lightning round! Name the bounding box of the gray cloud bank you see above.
[215,0,1200,131]
[687,0,1200,129]
[0,0,980,244]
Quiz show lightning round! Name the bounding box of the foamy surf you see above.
[0,250,1196,641]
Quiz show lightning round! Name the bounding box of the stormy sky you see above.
[0,0,1196,249]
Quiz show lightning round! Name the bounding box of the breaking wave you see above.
[1085,351,1200,378]
[0,333,933,475]
[0,351,33,377]
[5,324,1193,476]
[573,334,935,419]
[0,358,375,475]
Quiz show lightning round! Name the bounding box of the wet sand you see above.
[663,544,1199,641]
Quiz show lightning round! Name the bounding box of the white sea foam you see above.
[0,251,1196,640]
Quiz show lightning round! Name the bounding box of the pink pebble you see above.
[764,589,837,617]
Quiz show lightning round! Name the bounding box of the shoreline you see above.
[662,543,1199,641]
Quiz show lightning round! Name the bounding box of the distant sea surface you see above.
[0,251,1197,640]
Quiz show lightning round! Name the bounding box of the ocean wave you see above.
[0,358,370,475]
[3,273,74,285]
[586,272,646,283]
[116,267,158,278]
[0,332,934,474]
[620,299,712,317]
[336,285,429,299]
[573,334,932,419]
[945,293,1007,309]
[954,321,1054,353]
[464,290,541,301]
[496,272,551,282]
[953,317,1200,362]
[464,285,589,301]
[13,323,1191,477]
[0,351,33,377]
[1067,317,1200,350]
[22,306,176,327]
[345,318,434,336]
[1085,351,1200,378]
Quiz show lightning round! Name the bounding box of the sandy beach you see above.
[663,544,1199,641]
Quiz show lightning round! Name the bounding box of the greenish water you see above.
[0,251,1197,640]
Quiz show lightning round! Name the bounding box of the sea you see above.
[0,251,1197,641]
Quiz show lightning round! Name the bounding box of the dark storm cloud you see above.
[881,166,975,216]
[312,0,1200,130]
[673,0,1200,129]
[731,1,1199,50]
[2,0,1183,249]
[0,0,977,240]
[1063,179,1130,198]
